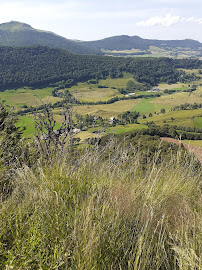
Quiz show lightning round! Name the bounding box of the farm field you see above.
[139,109,202,128]
[16,114,62,138]
[151,89,202,107]
[72,99,142,118]
[68,73,142,102]
[0,87,60,108]
[0,68,201,142]
[158,82,189,91]
[131,98,171,114]
[68,82,123,102]
[182,140,202,147]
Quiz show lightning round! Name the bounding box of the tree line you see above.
[0,46,201,91]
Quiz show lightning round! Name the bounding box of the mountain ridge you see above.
[79,35,202,51]
[0,21,100,55]
[0,21,201,58]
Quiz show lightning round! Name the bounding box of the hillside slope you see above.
[1,45,201,90]
[0,21,100,55]
[79,35,202,58]
[80,35,202,51]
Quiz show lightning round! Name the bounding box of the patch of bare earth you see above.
[161,137,202,164]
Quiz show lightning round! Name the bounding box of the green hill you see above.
[80,35,202,51]
[79,35,202,58]
[0,45,200,90]
[0,21,100,55]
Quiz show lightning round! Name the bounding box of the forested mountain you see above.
[0,21,100,55]
[0,45,201,91]
[1,21,202,58]
[79,35,202,51]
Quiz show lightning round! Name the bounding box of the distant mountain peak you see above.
[0,20,101,55]
[0,21,33,31]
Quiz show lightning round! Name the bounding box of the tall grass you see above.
[0,142,201,269]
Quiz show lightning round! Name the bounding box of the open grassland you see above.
[158,82,189,91]
[183,140,202,147]
[0,87,61,108]
[69,82,122,102]
[17,114,61,138]
[99,76,137,89]
[102,48,144,54]
[16,115,35,137]
[151,88,202,107]
[131,98,171,114]
[68,73,138,102]
[140,109,202,128]
[105,123,148,134]
[73,99,142,118]
[74,131,97,141]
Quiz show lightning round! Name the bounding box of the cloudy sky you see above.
[0,0,202,42]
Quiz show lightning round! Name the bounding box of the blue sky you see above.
[0,0,201,42]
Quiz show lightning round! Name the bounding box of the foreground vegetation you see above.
[0,141,201,269]
[0,101,202,269]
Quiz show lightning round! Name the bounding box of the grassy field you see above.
[105,123,148,134]
[151,88,202,106]
[182,140,202,147]
[0,87,61,108]
[140,109,202,128]
[17,114,61,138]
[158,82,188,90]
[131,98,171,114]
[1,69,201,140]
[68,82,122,102]
[68,73,139,102]
[73,99,142,118]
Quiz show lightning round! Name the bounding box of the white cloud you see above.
[136,14,180,27]
[137,14,202,27]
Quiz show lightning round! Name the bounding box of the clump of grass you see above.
[0,143,201,269]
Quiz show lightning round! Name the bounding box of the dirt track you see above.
[161,137,202,164]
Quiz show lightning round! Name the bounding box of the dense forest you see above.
[0,46,201,91]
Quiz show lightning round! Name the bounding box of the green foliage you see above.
[0,46,200,91]
[0,101,24,166]
[0,140,201,269]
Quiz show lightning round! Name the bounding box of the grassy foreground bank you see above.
[0,143,202,269]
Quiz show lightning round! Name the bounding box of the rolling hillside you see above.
[79,35,202,58]
[0,21,100,55]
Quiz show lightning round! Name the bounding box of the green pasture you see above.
[16,115,35,137]
[140,109,202,128]
[152,89,202,107]
[68,73,137,103]
[131,98,171,114]
[16,114,61,138]
[99,76,137,89]
[182,140,202,147]
[73,99,142,118]
[0,87,61,108]
[68,82,122,102]
[105,123,148,134]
